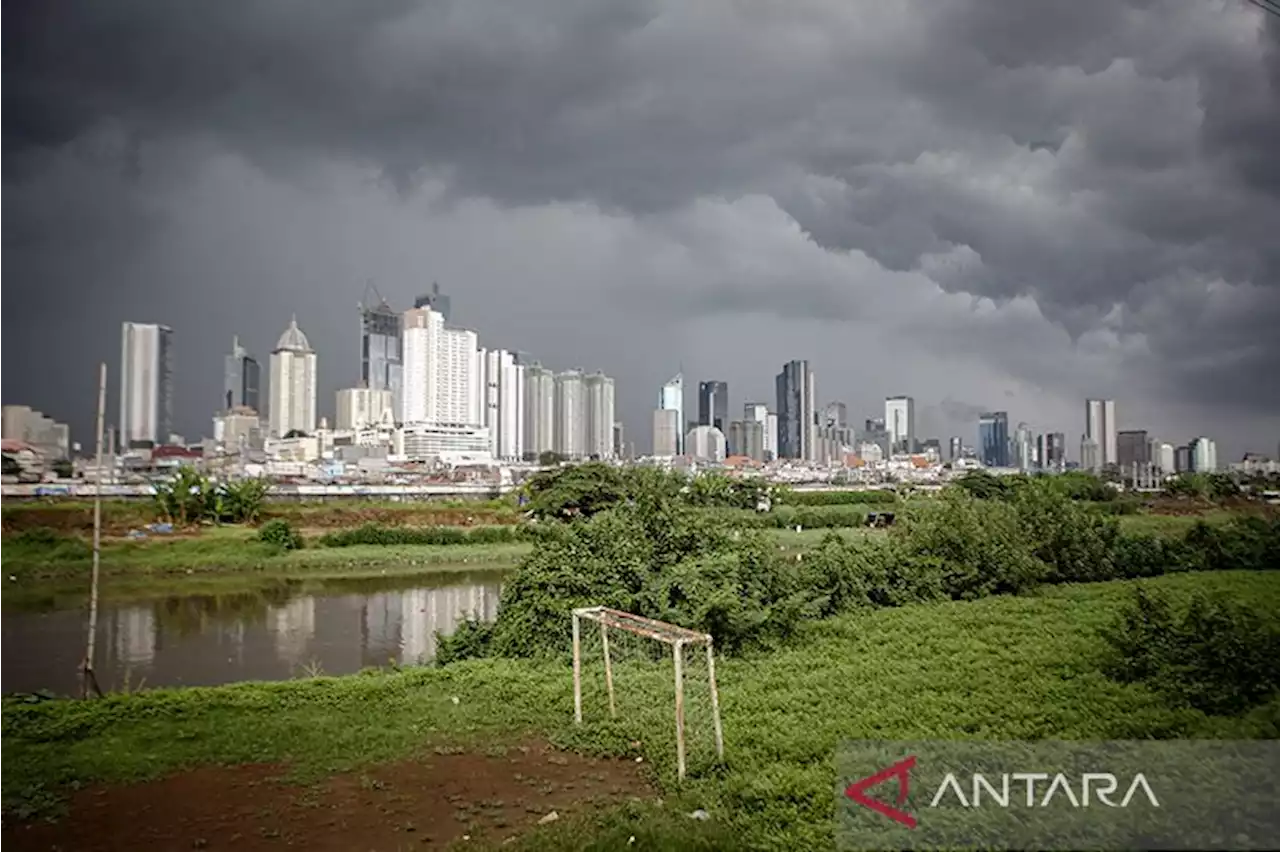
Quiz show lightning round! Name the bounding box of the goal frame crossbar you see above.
[571,606,724,780]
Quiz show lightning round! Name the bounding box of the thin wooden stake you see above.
[572,611,583,724]
[706,638,724,761]
[81,362,107,699]
[600,621,616,717]
[673,639,686,781]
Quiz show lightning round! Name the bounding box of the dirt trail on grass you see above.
[4,742,654,851]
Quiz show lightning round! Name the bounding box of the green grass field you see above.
[5,570,1276,849]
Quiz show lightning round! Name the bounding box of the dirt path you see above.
[4,742,654,851]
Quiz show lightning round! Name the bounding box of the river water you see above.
[1,571,507,696]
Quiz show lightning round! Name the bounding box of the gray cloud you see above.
[4,0,1279,457]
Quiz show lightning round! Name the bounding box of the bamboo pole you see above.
[81,362,107,699]
[572,611,583,724]
[673,639,686,781]
[706,638,724,761]
[600,620,616,717]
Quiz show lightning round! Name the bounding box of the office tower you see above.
[823,401,848,429]
[268,317,318,438]
[401,307,481,427]
[584,371,616,459]
[948,436,963,462]
[1085,399,1117,467]
[1153,441,1176,474]
[687,426,727,462]
[978,411,1010,467]
[659,373,684,454]
[776,360,816,461]
[224,335,260,414]
[884,396,916,454]
[523,364,556,458]
[120,322,174,449]
[336,387,393,431]
[745,403,776,461]
[359,292,403,421]
[1117,430,1150,471]
[554,370,586,459]
[413,281,452,322]
[1174,444,1193,473]
[612,422,625,459]
[481,349,525,461]
[1013,422,1034,471]
[1189,437,1217,473]
[1081,436,1101,472]
[1034,432,1066,470]
[652,408,680,456]
[698,381,729,432]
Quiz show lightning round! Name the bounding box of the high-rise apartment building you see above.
[686,426,727,462]
[652,409,680,457]
[268,317,318,438]
[224,335,260,414]
[584,371,616,460]
[1190,437,1217,473]
[698,381,729,433]
[401,307,481,428]
[413,282,452,322]
[1116,430,1150,471]
[978,411,1009,467]
[120,322,174,449]
[948,436,963,462]
[884,396,915,454]
[659,374,685,455]
[359,294,403,421]
[776,360,816,461]
[823,402,848,429]
[481,349,525,461]
[554,370,586,459]
[613,422,626,459]
[1036,432,1066,470]
[726,419,765,461]
[1085,399,1117,468]
[523,364,556,459]
[1153,441,1176,474]
[336,387,393,431]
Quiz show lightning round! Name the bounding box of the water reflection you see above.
[1,572,507,696]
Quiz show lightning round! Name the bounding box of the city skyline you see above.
[5,2,1279,459]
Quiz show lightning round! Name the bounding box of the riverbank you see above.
[4,570,1277,851]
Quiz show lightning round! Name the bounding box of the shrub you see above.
[257,519,303,551]
[778,489,897,506]
[1013,483,1121,583]
[1102,588,1280,715]
[317,523,527,547]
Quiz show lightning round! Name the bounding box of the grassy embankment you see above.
[3,570,1277,848]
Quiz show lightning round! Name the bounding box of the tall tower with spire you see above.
[269,315,318,438]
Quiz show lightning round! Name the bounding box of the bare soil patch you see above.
[4,742,654,851]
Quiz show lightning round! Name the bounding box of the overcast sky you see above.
[4,0,1279,459]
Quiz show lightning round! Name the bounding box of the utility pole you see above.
[81,362,107,699]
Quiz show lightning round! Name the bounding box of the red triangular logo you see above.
[844,754,917,828]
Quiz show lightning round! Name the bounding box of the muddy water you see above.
[1,571,507,695]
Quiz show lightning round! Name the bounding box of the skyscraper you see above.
[978,411,1009,467]
[1037,432,1066,470]
[1013,422,1034,471]
[554,370,586,459]
[1190,437,1217,472]
[481,349,525,461]
[120,322,174,449]
[659,373,684,455]
[224,335,260,414]
[775,360,816,461]
[584,371,616,459]
[359,292,403,422]
[401,307,481,427]
[745,403,777,461]
[1117,430,1150,471]
[884,396,915,454]
[698,381,729,433]
[1085,399,1117,468]
[523,364,556,458]
[413,281,452,322]
[652,408,680,457]
[268,316,318,438]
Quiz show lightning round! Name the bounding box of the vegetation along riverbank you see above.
[4,464,1279,850]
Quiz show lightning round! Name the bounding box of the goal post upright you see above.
[570,605,725,781]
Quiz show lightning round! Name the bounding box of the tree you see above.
[52,459,74,479]
[283,429,308,439]
[538,450,566,467]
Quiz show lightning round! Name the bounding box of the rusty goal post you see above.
[571,606,724,781]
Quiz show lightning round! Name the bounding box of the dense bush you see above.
[776,489,897,506]
[257,519,303,551]
[1102,587,1280,715]
[317,523,530,547]
[521,463,773,521]
[152,466,270,525]
[954,469,1117,503]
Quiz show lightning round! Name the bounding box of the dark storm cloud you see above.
[4,0,1280,448]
